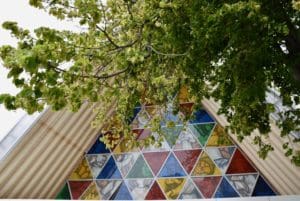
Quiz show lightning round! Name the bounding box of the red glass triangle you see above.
[226,149,257,174]
[179,102,194,117]
[138,129,151,140]
[138,129,152,150]
[143,151,169,175]
[132,129,144,139]
[68,181,92,200]
[174,149,201,174]
[145,181,166,200]
[193,176,221,198]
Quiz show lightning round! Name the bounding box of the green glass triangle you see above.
[56,183,71,200]
[162,126,183,147]
[126,155,153,178]
[189,123,215,146]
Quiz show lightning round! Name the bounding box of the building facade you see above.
[0,98,299,199]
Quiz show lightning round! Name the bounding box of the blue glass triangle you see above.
[162,126,183,148]
[127,107,141,124]
[161,112,182,126]
[97,156,122,179]
[112,182,133,200]
[189,110,215,124]
[252,176,276,196]
[214,177,239,198]
[158,153,186,177]
[87,138,110,154]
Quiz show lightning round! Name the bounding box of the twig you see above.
[146,45,188,57]
[96,67,128,80]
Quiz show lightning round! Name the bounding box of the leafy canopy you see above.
[1,0,300,165]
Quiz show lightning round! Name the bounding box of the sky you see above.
[0,0,78,141]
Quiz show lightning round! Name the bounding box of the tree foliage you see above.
[1,0,300,165]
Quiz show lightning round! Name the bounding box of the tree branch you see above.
[94,60,113,76]
[96,67,128,80]
[96,25,120,48]
[96,24,143,51]
[53,65,128,80]
[146,44,188,57]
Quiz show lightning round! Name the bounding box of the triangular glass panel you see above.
[179,102,194,118]
[145,181,166,200]
[157,178,186,200]
[143,151,169,176]
[145,105,161,119]
[114,152,139,178]
[127,107,141,124]
[193,176,221,198]
[136,129,152,150]
[55,183,71,199]
[162,126,183,148]
[252,176,276,196]
[189,123,215,146]
[69,158,93,180]
[79,182,100,200]
[178,86,191,103]
[226,173,258,197]
[132,128,144,138]
[142,132,170,152]
[173,128,202,150]
[189,109,215,124]
[113,138,139,154]
[163,111,182,126]
[96,180,122,200]
[87,138,110,154]
[137,129,151,140]
[145,106,159,118]
[103,132,120,151]
[214,177,239,198]
[206,146,235,173]
[178,178,202,199]
[161,103,182,126]
[191,152,222,176]
[206,125,234,147]
[126,155,153,178]
[125,179,153,200]
[97,156,122,179]
[86,154,109,178]
[226,149,257,174]
[111,181,133,200]
[174,149,201,174]
[131,108,151,129]
[158,153,186,177]
[68,180,92,200]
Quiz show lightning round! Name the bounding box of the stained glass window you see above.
[57,103,276,200]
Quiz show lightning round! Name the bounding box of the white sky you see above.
[0,0,78,141]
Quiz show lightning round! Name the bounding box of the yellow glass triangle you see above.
[191,152,222,176]
[206,125,234,147]
[113,139,139,154]
[178,86,191,103]
[145,106,159,118]
[69,158,93,180]
[80,182,100,200]
[157,178,186,200]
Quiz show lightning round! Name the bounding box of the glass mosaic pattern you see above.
[57,103,277,200]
